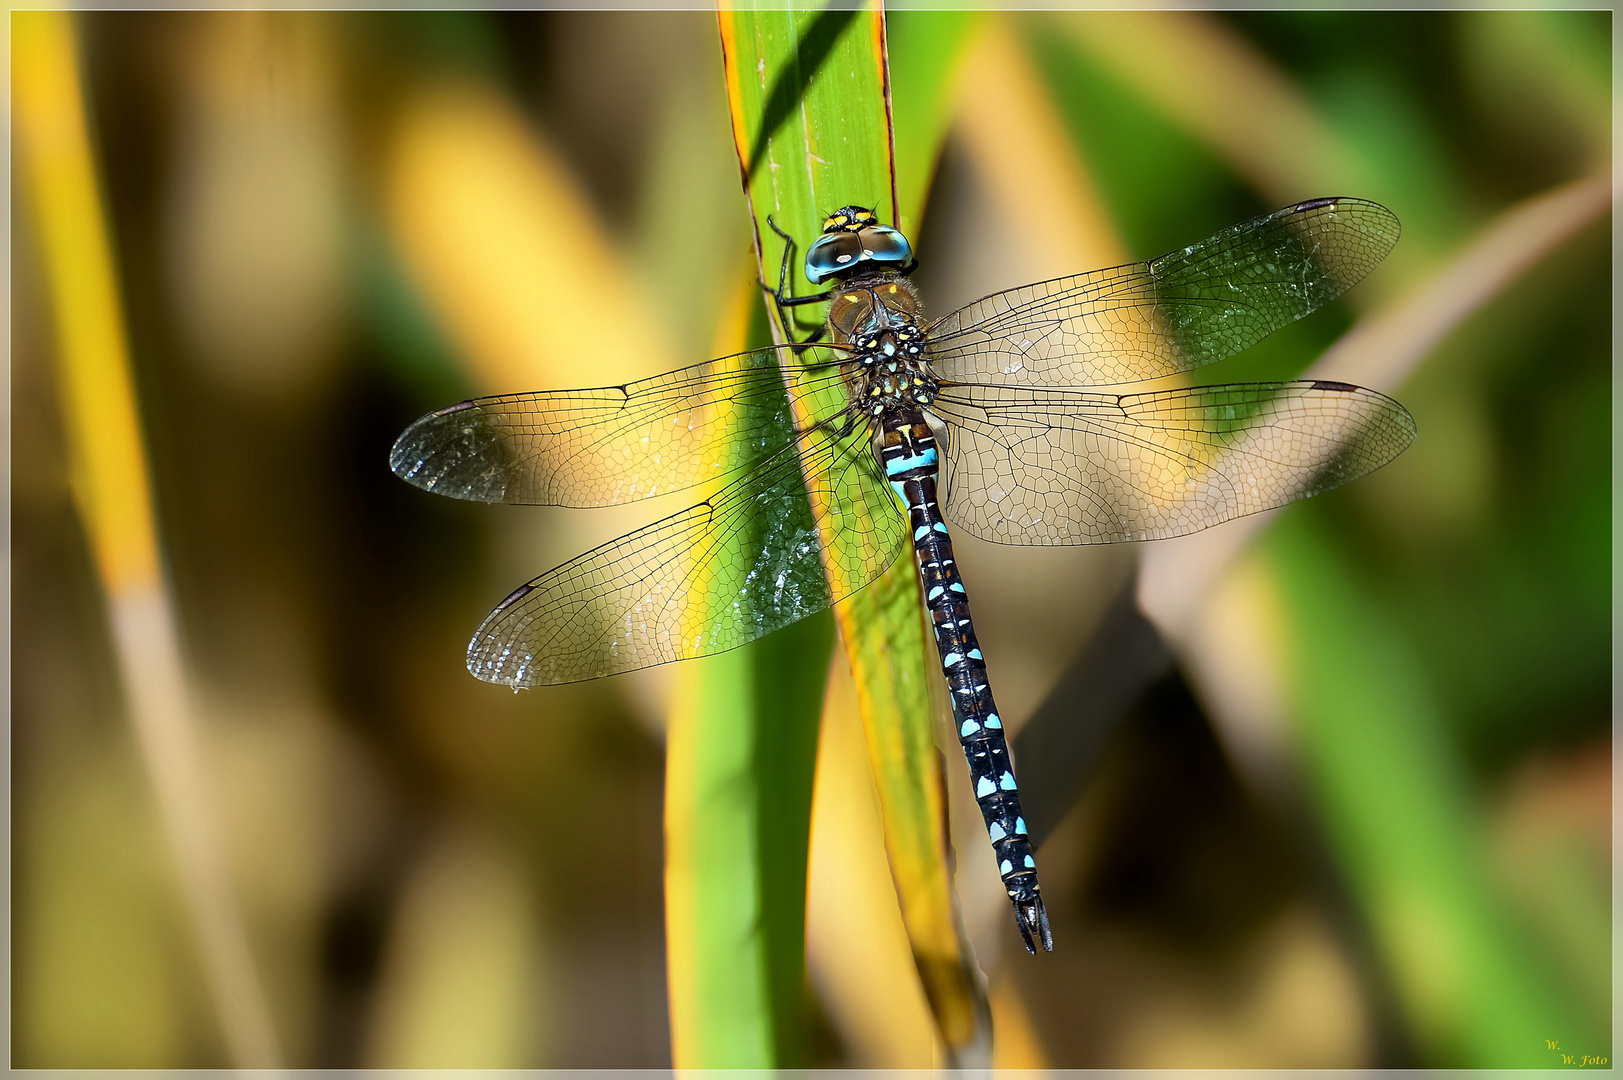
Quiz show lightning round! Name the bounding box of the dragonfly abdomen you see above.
[880,409,1052,954]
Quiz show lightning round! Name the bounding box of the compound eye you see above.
[859,226,913,267]
[805,233,864,284]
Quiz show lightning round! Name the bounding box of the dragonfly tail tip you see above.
[1013,895,1053,954]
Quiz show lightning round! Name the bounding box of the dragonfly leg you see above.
[764,214,832,350]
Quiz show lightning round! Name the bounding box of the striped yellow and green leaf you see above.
[662,2,990,1066]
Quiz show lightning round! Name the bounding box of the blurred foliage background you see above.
[11,8,1610,1069]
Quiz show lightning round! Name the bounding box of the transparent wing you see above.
[389,345,852,507]
[926,198,1399,388]
[931,380,1416,546]
[466,415,904,686]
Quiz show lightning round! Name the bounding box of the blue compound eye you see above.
[805,225,914,284]
[805,232,863,284]
[859,226,913,268]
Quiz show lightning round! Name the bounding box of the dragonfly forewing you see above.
[931,380,1416,545]
[389,345,851,507]
[926,198,1400,389]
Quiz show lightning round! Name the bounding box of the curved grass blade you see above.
[716,2,992,1066]
[14,11,280,1066]
[1267,513,1599,1064]
[660,273,836,1067]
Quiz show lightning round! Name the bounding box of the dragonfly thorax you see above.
[853,323,937,414]
[829,277,937,415]
[828,274,924,338]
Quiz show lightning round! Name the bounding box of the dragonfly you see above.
[390,197,1416,954]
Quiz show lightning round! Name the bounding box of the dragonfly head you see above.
[819,205,879,233]
[805,205,914,285]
